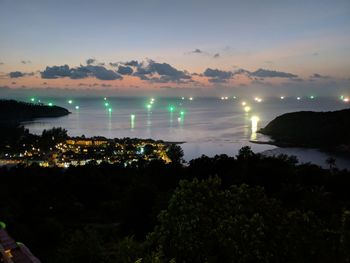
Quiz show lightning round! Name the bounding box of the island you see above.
[258,108,350,151]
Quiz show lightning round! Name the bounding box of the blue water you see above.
[22,96,350,168]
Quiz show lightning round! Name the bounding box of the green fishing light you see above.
[75,105,80,110]
[108,108,112,112]
[310,95,314,99]
[169,106,175,112]
[68,100,73,104]
[147,104,152,109]
[48,102,53,106]
[180,111,185,116]
[131,114,135,119]
[104,102,109,107]
[30,97,35,102]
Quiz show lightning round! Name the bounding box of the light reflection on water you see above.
[23,97,349,166]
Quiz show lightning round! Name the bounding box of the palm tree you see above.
[326,157,336,170]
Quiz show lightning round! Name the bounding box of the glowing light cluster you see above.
[254,97,262,103]
[221,96,229,100]
[244,106,251,112]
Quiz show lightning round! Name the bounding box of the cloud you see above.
[213,53,220,58]
[250,68,298,78]
[41,64,122,80]
[0,62,4,65]
[117,65,133,75]
[312,52,319,56]
[124,60,139,67]
[41,65,71,79]
[310,73,330,79]
[192,49,203,54]
[8,71,34,78]
[109,62,119,67]
[86,58,96,65]
[133,60,192,83]
[21,60,31,64]
[9,71,25,78]
[203,68,233,83]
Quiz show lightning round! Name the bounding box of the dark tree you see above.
[166,144,184,163]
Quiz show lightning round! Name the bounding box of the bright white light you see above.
[241,101,246,106]
[280,96,285,100]
[251,116,260,140]
[297,97,301,100]
[344,97,349,102]
[189,97,193,101]
[221,97,225,100]
[244,106,251,112]
[224,96,228,100]
[181,97,185,100]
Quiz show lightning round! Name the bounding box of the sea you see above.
[22,96,350,169]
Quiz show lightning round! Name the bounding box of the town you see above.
[0,127,181,167]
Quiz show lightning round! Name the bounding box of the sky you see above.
[0,0,349,97]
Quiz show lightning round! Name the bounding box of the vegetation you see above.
[0,99,70,125]
[259,108,350,150]
[1,147,350,262]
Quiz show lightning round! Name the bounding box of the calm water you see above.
[23,97,350,169]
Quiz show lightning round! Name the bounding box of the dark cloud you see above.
[310,73,330,79]
[9,71,25,78]
[21,60,31,64]
[124,60,139,67]
[117,65,133,75]
[203,68,233,83]
[192,49,203,54]
[250,68,298,78]
[109,62,119,67]
[41,65,71,79]
[86,58,96,65]
[213,53,220,58]
[0,62,4,65]
[312,52,319,56]
[233,68,251,76]
[133,60,192,83]
[41,65,122,80]
[11,82,16,84]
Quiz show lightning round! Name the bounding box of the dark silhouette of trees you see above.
[166,144,184,163]
[0,147,349,262]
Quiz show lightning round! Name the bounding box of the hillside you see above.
[0,99,70,125]
[259,108,350,149]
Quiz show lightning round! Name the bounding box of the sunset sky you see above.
[0,0,349,96]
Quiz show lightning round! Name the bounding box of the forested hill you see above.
[259,108,350,149]
[0,99,70,125]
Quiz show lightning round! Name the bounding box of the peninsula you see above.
[258,108,350,151]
